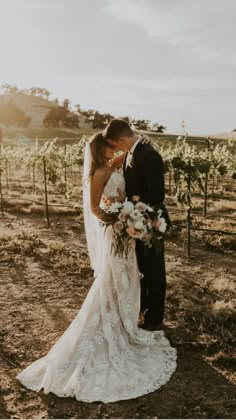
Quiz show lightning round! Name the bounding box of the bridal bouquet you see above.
[104,200,167,257]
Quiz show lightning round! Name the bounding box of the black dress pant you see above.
[136,239,166,324]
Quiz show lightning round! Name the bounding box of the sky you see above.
[0,0,235,134]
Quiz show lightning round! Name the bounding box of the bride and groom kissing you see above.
[16,119,176,403]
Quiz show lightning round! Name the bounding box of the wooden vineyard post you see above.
[186,160,191,259]
[43,156,50,228]
[64,141,67,183]
[34,137,38,186]
[64,141,68,198]
[203,170,208,217]
[203,138,210,217]
[186,208,191,259]
[0,168,4,217]
[212,176,215,199]
[168,170,172,194]
[32,162,36,192]
[5,159,9,189]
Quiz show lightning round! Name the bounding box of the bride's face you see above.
[104,145,116,160]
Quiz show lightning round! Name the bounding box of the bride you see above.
[16,132,177,403]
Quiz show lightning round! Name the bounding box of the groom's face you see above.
[106,137,128,152]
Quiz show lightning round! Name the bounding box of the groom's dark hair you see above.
[104,119,134,142]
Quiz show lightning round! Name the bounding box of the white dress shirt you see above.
[125,137,141,169]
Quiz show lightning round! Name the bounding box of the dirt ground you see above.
[0,210,235,419]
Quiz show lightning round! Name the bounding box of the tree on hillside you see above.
[43,105,79,128]
[0,84,51,99]
[20,89,30,95]
[92,112,114,129]
[43,106,67,128]
[150,123,166,133]
[42,88,51,99]
[63,113,80,128]
[1,84,19,94]
[80,109,96,123]
[132,119,151,131]
[75,104,81,114]
[0,101,31,127]
[29,87,51,99]
[29,87,37,96]
[63,99,70,110]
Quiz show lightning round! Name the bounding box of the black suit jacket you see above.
[124,143,172,228]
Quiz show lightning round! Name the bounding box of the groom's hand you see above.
[116,188,126,202]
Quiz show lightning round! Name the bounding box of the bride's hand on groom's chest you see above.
[102,188,126,205]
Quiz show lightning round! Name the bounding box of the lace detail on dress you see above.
[16,172,177,403]
[103,171,126,198]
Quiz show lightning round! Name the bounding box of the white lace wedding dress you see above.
[16,172,177,403]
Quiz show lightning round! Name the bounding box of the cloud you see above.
[102,0,236,51]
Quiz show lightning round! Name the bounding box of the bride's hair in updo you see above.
[89,132,109,179]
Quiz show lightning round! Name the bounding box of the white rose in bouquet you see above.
[109,202,123,213]
[118,211,128,222]
[158,217,167,233]
[134,220,145,230]
[127,218,135,227]
[122,201,134,214]
[135,202,148,212]
[130,209,143,221]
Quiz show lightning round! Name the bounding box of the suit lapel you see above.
[124,143,143,176]
[133,142,143,159]
[123,152,128,177]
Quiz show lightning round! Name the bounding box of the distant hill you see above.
[0,92,93,133]
[0,92,57,127]
[208,130,236,140]
[0,92,93,142]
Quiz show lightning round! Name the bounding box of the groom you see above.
[104,119,170,331]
